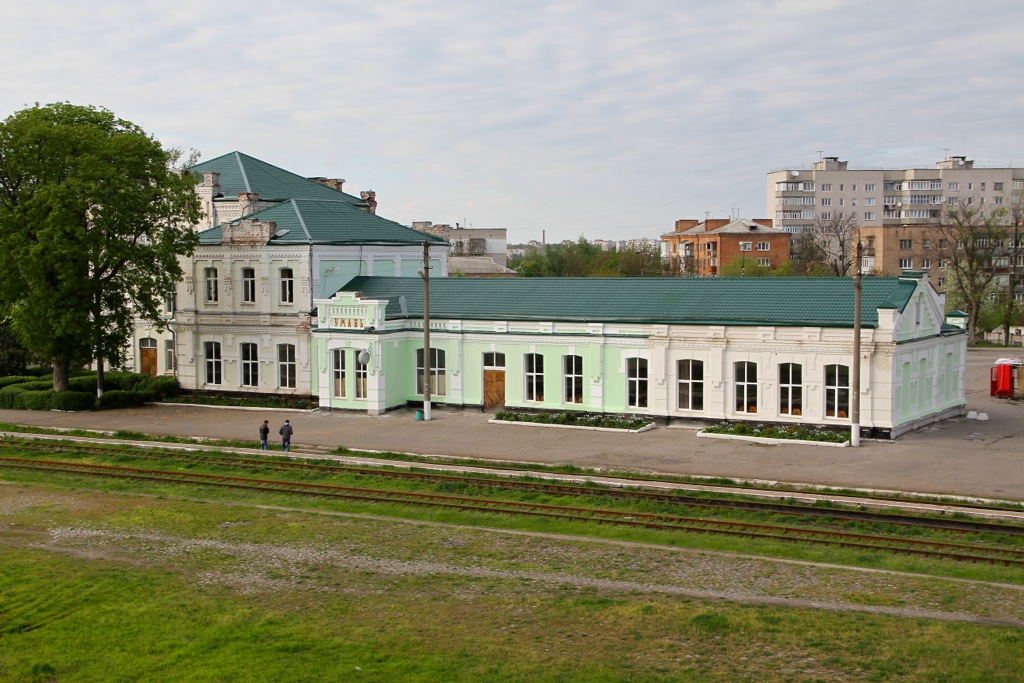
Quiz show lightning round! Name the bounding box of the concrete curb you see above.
[697,430,850,448]
[487,418,657,434]
[147,402,313,414]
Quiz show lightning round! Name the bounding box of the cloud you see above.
[1,0,1022,240]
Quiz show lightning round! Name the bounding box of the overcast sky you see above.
[2,0,1023,243]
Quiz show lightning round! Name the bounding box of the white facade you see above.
[767,156,1024,235]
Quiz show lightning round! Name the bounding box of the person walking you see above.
[279,419,293,452]
[259,420,270,450]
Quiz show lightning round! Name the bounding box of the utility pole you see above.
[420,239,432,421]
[851,238,862,447]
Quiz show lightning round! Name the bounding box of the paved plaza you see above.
[1,349,1022,500]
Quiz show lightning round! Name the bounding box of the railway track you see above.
[1,451,1023,568]
[5,436,1024,539]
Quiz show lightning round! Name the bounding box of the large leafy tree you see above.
[0,103,201,392]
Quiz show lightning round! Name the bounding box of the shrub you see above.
[138,375,179,399]
[0,375,37,389]
[97,390,148,410]
[50,391,97,412]
[68,376,96,392]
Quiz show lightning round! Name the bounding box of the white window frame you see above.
[756,242,770,251]
[241,267,256,304]
[677,359,703,411]
[332,348,346,398]
[734,361,757,414]
[825,364,850,418]
[240,342,259,387]
[204,267,219,303]
[355,350,368,399]
[280,267,294,304]
[525,353,544,402]
[778,363,802,416]
[278,344,296,389]
[626,357,648,409]
[204,341,222,385]
[563,355,583,404]
[416,348,447,397]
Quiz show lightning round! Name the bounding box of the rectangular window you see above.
[241,267,256,304]
[332,348,346,398]
[995,196,1004,205]
[820,198,832,206]
[899,258,913,269]
[994,182,1004,191]
[821,183,832,191]
[968,182,974,190]
[739,242,752,251]
[416,348,447,397]
[864,198,875,206]
[864,184,875,192]
[280,267,294,304]
[863,212,874,221]
[757,258,770,266]
[677,359,704,411]
[948,182,959,191]
[483,352,505,368]
[851,184,857,192]
[203,341,222,385]
[899,239,912,250]
[626,358,648,409]
[563,355,583,404]
[278,344,296,389]
[921,258,931,269]
[734,361,757,413]
[821,212,832,220]
[204,268,219,303]
[779,363,803,416]
[164,340,174,372]
[164,290,177,314]
[240,342,259,387]
[825,364,851,418]
[355,351,368,399]
[525,353,544,402]
[756,242,770,251]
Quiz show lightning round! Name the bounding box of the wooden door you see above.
[140,348,158,376]
[483,370,505,409]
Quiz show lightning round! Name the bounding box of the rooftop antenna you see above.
[943,148,949,160]
[817,150,824,161]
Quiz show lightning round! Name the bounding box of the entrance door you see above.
[140,338,158,376]
[483,370,505,409]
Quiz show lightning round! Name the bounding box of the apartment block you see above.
[767,155,1024,235]
[660,218,789,276]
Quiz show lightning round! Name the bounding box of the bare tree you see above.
[807,214,859,276]
[1000,197,1024,343]
[935,200,1008,343]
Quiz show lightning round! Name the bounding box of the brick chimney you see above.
[237,192,261,217]
[308,177,345,192]
[360,190,378,215]
[223,218,277,245]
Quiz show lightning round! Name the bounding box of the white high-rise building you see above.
[767,156,1024,234]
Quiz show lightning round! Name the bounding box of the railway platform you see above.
[0,349,1022,501]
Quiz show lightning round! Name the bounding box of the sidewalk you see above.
[1,349,1022,500]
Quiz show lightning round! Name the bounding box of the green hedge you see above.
[0,375,37,389]
[0,384,95,411]
[97,390,148,410]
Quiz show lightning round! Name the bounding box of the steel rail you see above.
[1,456,1022,567]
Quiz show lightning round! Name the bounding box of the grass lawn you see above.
[1,483,1023,682]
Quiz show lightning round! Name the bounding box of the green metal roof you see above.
[190,151,367,207]
[339,276,920,328]
[198,198,445,246]
[190,151,445,247]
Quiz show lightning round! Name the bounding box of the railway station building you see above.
[312,272,966,438]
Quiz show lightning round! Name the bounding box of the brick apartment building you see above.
[661,218,790,276]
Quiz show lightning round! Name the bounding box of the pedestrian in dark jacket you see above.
[259,420,270,450]
[279,419,293,452]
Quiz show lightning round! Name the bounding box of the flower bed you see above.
[492,411,654,433]
[699,422,849,446]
